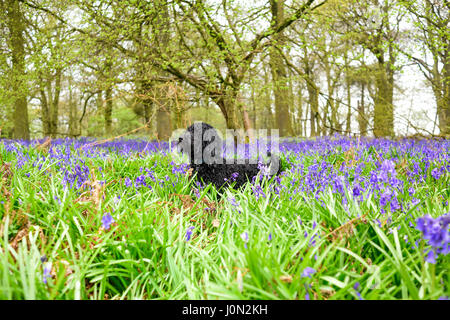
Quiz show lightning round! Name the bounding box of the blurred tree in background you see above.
[0,0,448,139]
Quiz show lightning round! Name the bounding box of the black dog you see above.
[177,122,280,190]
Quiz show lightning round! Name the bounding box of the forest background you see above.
[0,0,448,141]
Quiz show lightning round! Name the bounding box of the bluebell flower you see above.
[416,213,450,263]
[241,231,249,248]
[230,172,239,181]
[379,159,396,182]
[43,263,52,284]
[353,282,364,300]
[390,196,401,212]
[379,190,391,207]
[185,226,195,241]
[353,185,362,197]
[252,185,266,200]
[425,250,437,264]
[124,177,132,187]
[304,284,311,300]
[102,212,115,230]
[431,168,441,180]
[301,267,316,278]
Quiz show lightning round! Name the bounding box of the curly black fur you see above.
[177,122,279,190]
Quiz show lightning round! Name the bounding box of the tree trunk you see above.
[263,65,273,129]
[140,81,152,124]
[68,79,78,137]
[133,22,153,131]
[156,108,172,140]
[323,56,336,135]
[297,83,303,136]
[437,50,450,136]
[173,106,188,129]
[40,86,50,136]
[97,91,104,131]
[269,0,293,137]
[306,77,319,137]
[372,5,395,138]
[304,101,309,137]
[7,0,29,140]
[49,68,62,137]
[330,98,338,135]
[104,87,113,135]
[237,92,254,141]
[422,0,450,137]
[220,101,241,130]
[345,74,351,135]
[288,75,298,136]
[357,82,367,136]
[335,99,342,132]
[155,84,172,140]
[437,93,450,137]
[373,64,394,137]
[322,100,329,136]
[251,80,257,129]
[215,89,242,131]
[172,84,189,129]
[154,0,172,140]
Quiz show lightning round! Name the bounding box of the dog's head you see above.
[177,122,223,165]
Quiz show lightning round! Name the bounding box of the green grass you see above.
[0,141,448,300]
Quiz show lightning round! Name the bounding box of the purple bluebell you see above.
[102,212,115,230]
[43,263,52,284]
[416,213,450,263]
[185,226,195,241]
[301,267,316,278]
[241,231,249,248]
[124,177,132,187]
[353,282,364,300]
[431,168,442,180]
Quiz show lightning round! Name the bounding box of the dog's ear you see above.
[177,131,194,160]
[177,136,185,153]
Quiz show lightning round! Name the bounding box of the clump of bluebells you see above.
[62,163,90,189]
[416,213,450,263]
